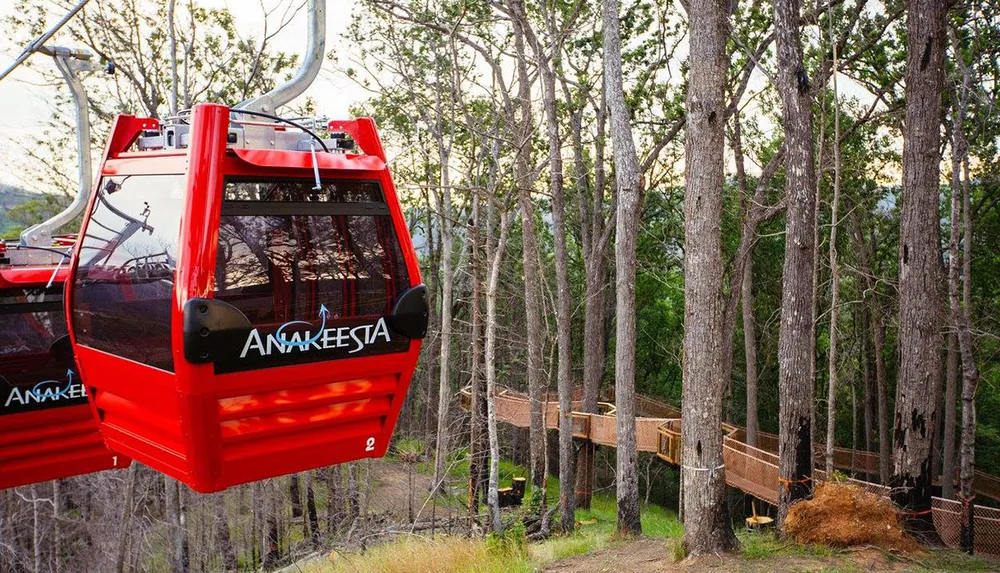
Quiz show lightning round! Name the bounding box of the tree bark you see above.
[166,477,189,573]
[468,191,487,517]
[679,0,737,554]
[510,21,546,494]
[576,90,610,509]
[167,0,179,116]
[743,256,758,448]
[774,0,818,524]
[263,482,280,568]
[824,44,843,477]
[603,0,643,537]
[305,472,320,548]
[521,2,576,531]
[875,307,891,484]
[326,465,344,536]
[433,142,455,495]
[948,34,979,548]
[289,474,303,520]
[891,0,946,542]
[942,333,958,499]
[603,0,642,535]
[214,494,237,571]
[732,118,760,449]
[487,210,514,531]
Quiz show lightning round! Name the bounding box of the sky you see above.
[0,0,371,189]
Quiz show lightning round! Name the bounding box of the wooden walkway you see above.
[460,386,1000,556]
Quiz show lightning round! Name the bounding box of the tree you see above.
[891,0,947,542]
[773,0,818,523]
[504,0,577,532]
[824,40,844,478]
[511,19,547,495]
[602,0,642,536]
[679,0,739,554]
[948,23,980,552]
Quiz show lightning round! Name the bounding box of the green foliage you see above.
[486,520,527,558]
[393,437,425,458]
[740,531,782,559]
[4,0,299,197]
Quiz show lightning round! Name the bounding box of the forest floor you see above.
[543,536,997,572]
[295,456,996,572]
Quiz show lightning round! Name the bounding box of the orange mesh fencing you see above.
[636,418,665,452]
[589,415,618,447]
[494,393,531,428]
[722,438,780,505]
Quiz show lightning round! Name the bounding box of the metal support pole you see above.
[20,47,107,247]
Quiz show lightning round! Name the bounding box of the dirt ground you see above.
[543,538,948,572]
[365,459,436,521]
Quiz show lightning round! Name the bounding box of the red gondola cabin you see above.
[0,263,127,489]
[65,104,427,492]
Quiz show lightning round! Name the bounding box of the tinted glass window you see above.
[215,179,409,323]
[0,286,85,416]
[72,175,185,371]
[212,179,410,372]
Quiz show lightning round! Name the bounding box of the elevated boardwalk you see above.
[460,386,1000,555]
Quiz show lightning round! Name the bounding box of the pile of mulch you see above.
[784,482,920,552]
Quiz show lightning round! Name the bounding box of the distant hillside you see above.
[0,184,44,237]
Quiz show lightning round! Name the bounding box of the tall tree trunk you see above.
[166,477,189,573]
[305,472,320,548]
[875,309,891,483]
[526,8,576,532]
[679,0,737,554]
[774,0,818,524]
[31,485,40,573]
[852,212,878,469]
[433,144,455,494]
[948,37,979,549]
[603,0,642,537]
[52,480,61,573]
[289,474,303,520]
[263,482,280,568]
[326,466,344,536]
[167,0,179,116]
[824,44,843,477]
[112,465,135,573]
[423,190,439,457]
[576,91,610,509]
[732,119,760,449]
[214,494,237,572]
[892,0,946,542]
[942,333,958,499]
[511,22,546,494]
[861,303,874,459]
[468,192,487,517]
[487,211,514,531]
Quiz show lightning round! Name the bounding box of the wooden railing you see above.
[458,385,1000,555]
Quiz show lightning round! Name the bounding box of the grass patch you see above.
[310,484,683,572]
[318,536,534,573]
[905,548,998,572]
[739,530,783,559]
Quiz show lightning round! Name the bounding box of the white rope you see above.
[681,463,726,473]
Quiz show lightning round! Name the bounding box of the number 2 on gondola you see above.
[366,437,375,452]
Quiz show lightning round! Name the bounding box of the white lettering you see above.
[240,318,395,359]
[369,318,391,344]
[349,325,369,353]
[240,329,265,358]
[265,333,292,355]
[4,381,87,410]
[4,387,24,407]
